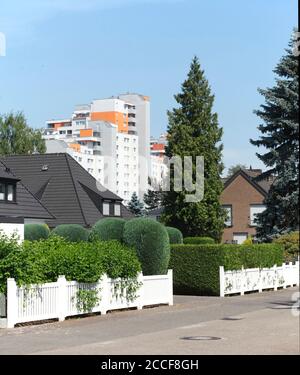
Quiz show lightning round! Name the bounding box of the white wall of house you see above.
[24,219,46,225]
[0,223,24,243]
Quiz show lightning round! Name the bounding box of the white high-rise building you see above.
[43,98,141,203]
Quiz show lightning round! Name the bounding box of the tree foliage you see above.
[127,192,144,217]
[161,56,225,241]
[0,112,46,155]
[250,31,299,240]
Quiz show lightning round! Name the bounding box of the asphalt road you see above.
[0,287,299,355]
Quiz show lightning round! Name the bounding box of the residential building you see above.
[220,168,273,244]
[2,154,133,228]
[0,159,54,241]
[43,94,149,202]
[150,136,168,189]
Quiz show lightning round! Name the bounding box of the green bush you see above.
[170,243,284,296]
[89,218,126,242]
[273,231,299,262]
[166,227,183,244]
[24,224,50,241]
[0,231,20,260]
[0,237,141,294]
[51,224,89,242]
[183,237,215,245]
[123,218,170,275]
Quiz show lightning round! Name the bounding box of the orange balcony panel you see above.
[80,129,93,137]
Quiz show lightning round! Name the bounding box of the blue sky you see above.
[0,0,297,172]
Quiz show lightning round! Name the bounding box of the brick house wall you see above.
[220,174,266,243]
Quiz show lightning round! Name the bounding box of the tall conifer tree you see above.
[162,57,224,241]
[250,31,299,240]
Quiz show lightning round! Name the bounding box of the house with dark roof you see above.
[2,153,133,228]
[220,168,273,244]
[0,160,54,241]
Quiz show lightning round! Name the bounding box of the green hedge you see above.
[51,224,89,242]
[0,237,141,293]
[183,237,215,245]
[0,231,20,260]
[169,243,284,296]
[166,227,183,244]
[89,218,126,242]
[25,224,50,241]
[123,218,170,275]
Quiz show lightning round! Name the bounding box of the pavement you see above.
[0,287,299,355]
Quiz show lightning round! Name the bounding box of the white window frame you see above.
[114,203,121,216]
[103,202,110,216]
[250,204,266,226]
[223,205,232,227]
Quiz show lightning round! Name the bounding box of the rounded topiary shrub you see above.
[166,226,183,244]
[183,237,215,245]
[123,218,170,275]
[24,224,50,241]
[51,224,89,242]
[89,218,126,242]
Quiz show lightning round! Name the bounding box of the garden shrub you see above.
[51,224,89,242]
[273,231,299,262]
[89,218,126,242]
[183,237,215,245]
[24,224,50,241]
[0,231,20,260]
[165,227,183,244]
[169,243,284,296]
[0,237,141,294]
[123,218,170,275]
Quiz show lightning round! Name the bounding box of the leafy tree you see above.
[161,56,225,241]
[143,187,163,211]
[226,164,247,177]
[250,31,299,241]
[0,112,45,155]
[127,192,144,217]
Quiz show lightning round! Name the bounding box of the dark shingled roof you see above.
[2,153,133,227]
[0,160,54,220]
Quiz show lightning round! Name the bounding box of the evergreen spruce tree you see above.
[162,57,225,241]
[143,187,163,211]
[250,31,299,241]
[127,192,144,217]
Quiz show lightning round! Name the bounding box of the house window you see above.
[250,204,266,226]
[114,203,121,216]
[0,182,16,202]
[103,202,110,216]
[223,205,232,227]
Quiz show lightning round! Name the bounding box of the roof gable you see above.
[223,169,269,197]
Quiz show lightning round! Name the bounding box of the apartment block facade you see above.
[43,94,147,203]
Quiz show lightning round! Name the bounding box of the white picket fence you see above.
[1,270,173,328]
[220,262,299,297]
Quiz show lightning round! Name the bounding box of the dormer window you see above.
[103,201,110,216]
[0,182,17,202]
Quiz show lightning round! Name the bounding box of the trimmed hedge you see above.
[51,224,89,242]
[123,218,170,275]
[89,218,126,242]
[0,237,141,293]
[169,243,284,296]
[166,227,183,244]
[183,237,215,245]
[25,224,50,241]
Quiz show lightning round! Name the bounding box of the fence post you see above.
[136,272,144,310]
[57,275,67,321]
[296,261,300,286]
[240,267,245,296]
[168,269,174,306]
[282,263,287,289]
[258,267,262,293]
[273,265,278,291]
[219,266,225,297]
[7,278,18,328]
[100,274,108,315]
